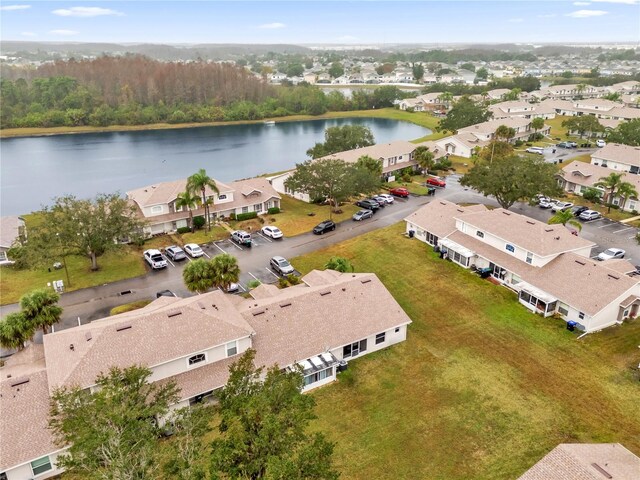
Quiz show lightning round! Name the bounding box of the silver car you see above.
[270,256,294,275]
[353,209,373,221]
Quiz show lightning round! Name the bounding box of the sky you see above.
[0,1,639,45]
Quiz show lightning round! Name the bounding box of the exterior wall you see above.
[149,336,252,384]
[591,157,636,173]
[382,152,413,170]
[585,286,640,332]
[435,138,473,158]
[406,221,440,246]
[269,172,311,202]
[301,365,336,393]
[5,450,66,480]
[330,324,408,362]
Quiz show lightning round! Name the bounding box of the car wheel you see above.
[332,226,336,231]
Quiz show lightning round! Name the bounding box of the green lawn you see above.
[291,223,640,480]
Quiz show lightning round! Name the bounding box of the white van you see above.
[525,147,545,155]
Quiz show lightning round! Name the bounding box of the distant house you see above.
[0,270,411,480]
[434,132,488,158]
[455,117,550,144]
[398,98,425,111]
[0,216,26,264]
[127,177,280,236]
[590,143,640,174]
[405,200,640,332]
[489,101,556,120]
[519,443,640,480]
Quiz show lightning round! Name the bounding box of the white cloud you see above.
[258,22,285,29]
[537,13,557,17]
[573,1,591,5]
[566,9,609,17]
[49,29,79,36]
[0,4,31,10]
[592,0,638,4]
[52,6,124,17]
[508,18,524,22]
[21,31,37,36]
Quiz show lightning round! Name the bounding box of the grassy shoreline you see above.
[0,108,439,140]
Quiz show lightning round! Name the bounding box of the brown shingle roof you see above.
[127,178,234,208]
[560,161,640,191]
[455,208,595,258]
[404,200,488,240]
[519,443,640,480]
[43,291,254,391]
[318,141,416,163]
[591,143,640,167]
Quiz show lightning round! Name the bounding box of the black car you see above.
[368,197,385,208]
[156,289,177,298]
[571,205,589,217]
[313,220,336,235]
[356,199,379,211]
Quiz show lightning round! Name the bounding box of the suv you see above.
[231,230,252,247]
[313,220,336,235]
[165,245,186,261]
[526,147,544,155]
[551,201,573,212]
[270,256,295,275]
[557,142,572,149]
[389,187,409,198]
[356,199,379,211]
[144,249,167,269]
[426,176,446,188]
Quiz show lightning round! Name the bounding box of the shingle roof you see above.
[43,291,254,391]
[458,117,533,136]
[404,200,488,240]
[318,141,416,163]
[591,143,640,167]
[519,443,640,480]
[127,178,234,208]
[239,272,412,369]
[0,216,24,249]
[454,208,595,258]
[560,161,640,191]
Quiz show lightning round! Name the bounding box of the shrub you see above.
[286,274,301,285]
[267,207,281,215]
[582,188,602,203]
[236,211,258,221]
[229,213,236,221]
[110,300,152,316]
[258,216,265,224]
[632,210,638,215]
[514,140,525,147]
[278,277,289,289]
[192,216,205,229]
[247,279,261,289]
[177,226,191,234]
[401,173,412,183]
[606,203,620,210]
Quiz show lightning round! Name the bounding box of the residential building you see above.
[398,98,426,111]
[519,443,640,480]
[405,200,640,332]
[456,117,550,143]
[540,98,640,122]
[0,270,411,480]
[127,177,281,236]
[590,143,640,174]
[434,132,489,158]
[0,216,25,264]
[488,101,557,120]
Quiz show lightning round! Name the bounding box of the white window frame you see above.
[578,312,585,320]
[375,332,386,345]
[30,455,53,477]
[218,194,227,200]
[175,204,183,212]
[150,205,163,214]
[187,352,207,367]
[0,251,6,261]
[242,206,249,214]
[526,252,533,264]
[226,341,238,357]
[254,203,262,212]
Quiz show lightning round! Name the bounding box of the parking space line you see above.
[212,242,226,254]
[597,223,615,228]
[248,272,259,281]
[628,235,638,240]
[257,232,273,243]
[203,251,211,258]
[230,241,243,251]
[237,284,247,293]
[613,227,634,234]
[163,256,175,268]
[265,267,280,279]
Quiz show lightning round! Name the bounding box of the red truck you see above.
[389,187,410,198]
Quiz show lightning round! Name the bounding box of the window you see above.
[31,456,52,476]
[188,353,206,366]
[254,203,262,212]
[505,244,515,253]
[623,309,630,318]
[0,251,6,262]
[476,231,484,238]
[395,327,400,333]
[150,205,163,214]
[526,252,533,264]
[189,390,215,406]
[343,339,367,358]
[226,341,238,357]
[578,312,585,320]
[303,367,333,387]
[242,206,249,214]
[218,194,227,200]
[375,332,386,345]
[558,305,569,316]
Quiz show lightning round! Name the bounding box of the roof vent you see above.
[279,303,292,308]
[526,220,535,225]
[85,332,92,341]
[10,377,29,387]
[456,209,464,213]
[197,302,205,310]
[591,463,613,479]
[252,309,266,316]
[555,236,560,240]
[502,211,511,216]
[167,310,182,318]
[607,274,620,280]
[544,228,554,232]
[575,260,586,266]
[116,324,132,332]
[360,279,372,284]
[320,290,331,296]
[69,344,75,350]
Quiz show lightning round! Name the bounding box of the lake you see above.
[0,117,429,215]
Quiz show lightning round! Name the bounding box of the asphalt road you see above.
[2,175,639,356]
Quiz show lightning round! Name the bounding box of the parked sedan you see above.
[270,256,295,275]
[352,209,373,221]
[539,198,556,209]
[313,220,336,235]
[426,176,446,188]
[165,245,186,261]
[557,142,572,149]
[144,249,167,269]
[356,199,379,211]
[370,196,387,207]
[597,248,625,261]
[261,225,283,239]
[551,201,574,212]
[579,210,602,221]
[596,139,606,148]
[570,206,589,217]
[184,243,204,258]
[389,187,409,198]
[377,193,394,204]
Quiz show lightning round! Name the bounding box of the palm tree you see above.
[186,169,219,232]
[548,209,582,233]
[576,83,587,98]
[182,258,216,293]
[437,92,454,109]
[325,257,354,273]
[210,254,240,292]
[495,125,516,143]
[19,288,63,335]
[0,312,35,351]
[594,172,625,213]
[617,182,638,211]
[175,191,201,233]
[414,146,434,175]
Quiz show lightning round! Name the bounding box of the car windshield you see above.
[279,259,290,267]
[192,246,202,252]
[603,249,617,255]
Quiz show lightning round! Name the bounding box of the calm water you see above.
[0,118,428,215]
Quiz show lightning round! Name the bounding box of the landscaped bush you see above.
[286,274,301,285]
[177,226,191,234]
[402,173,412,182]
[247,279,261,289]
[236,211,258,221]
[606,203,620,210]
[267,207,281,215]
[582,188,602,203]
[278,277,289,289]
[514,140,525,147]
[192,216,205,229]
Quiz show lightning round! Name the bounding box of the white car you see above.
[597,248,625,261]
[143,249,167,269]
[596,139,606,148]
[551,201,574,212]
[377,193,394,204]
[184,243,204,258]
[578,210,601,221]
[261,226,283,239]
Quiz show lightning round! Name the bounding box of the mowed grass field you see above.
[291,222,640,480]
